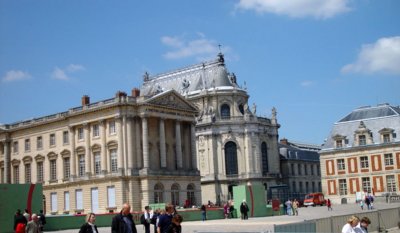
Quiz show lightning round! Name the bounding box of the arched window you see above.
[186,184,196,206]
[154,183,164,203]
[220,104,230,119]
[238,104,245,115]
[261,142,269,175]
[171,183,180,206]
[225,141,238,175]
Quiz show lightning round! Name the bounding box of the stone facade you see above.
[141,53,282,205]
[320,104,400,204]
[0,90,201,214]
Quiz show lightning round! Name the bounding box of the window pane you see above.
[51,193,58,212]
[76,190,83,209]
[107,186,116,207]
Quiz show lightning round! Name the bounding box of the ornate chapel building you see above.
[0,90,201,213]
[140,53,282,204]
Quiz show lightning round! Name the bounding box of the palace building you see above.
[320,104,400,204]
[140,53,282,204]
[0,90,201,213]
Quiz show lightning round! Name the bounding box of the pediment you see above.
[145,90,198,112]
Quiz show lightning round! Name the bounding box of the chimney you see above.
[115,91,127,98]
[82,95,90,106]
[280,138,288,145]
[132,88,140,97]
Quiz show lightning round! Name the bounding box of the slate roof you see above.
[279,143,320,161]
[140,53,239,97]
[322,103,400,150]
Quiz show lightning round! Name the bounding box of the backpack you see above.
[140,214,146,225]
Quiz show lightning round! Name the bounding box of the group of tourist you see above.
[223,200,250,220]
[284,199,300,216]
[342,215,371,233]
[14,209,46,233]
[359,194,375,210]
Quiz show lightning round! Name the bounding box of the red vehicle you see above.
[304,192,325,207]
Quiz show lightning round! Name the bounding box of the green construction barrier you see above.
[0,184,43,233]
[233,185,268,217]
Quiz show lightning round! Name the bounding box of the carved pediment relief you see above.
[146,90,198,112]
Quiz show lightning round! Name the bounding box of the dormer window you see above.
[379,128,394,143]
[336,140,343,148]
[332,134,346,149]
[358,135,366,146]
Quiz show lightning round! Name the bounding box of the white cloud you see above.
[51,64,85,80]
[235,0,351,19]
[300,80,314,87]
[341,36,400,75]
[161,34,233,61]
[2,70,32,82]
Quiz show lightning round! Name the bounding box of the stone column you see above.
[122,115,128,172]
[159,118,167,168]
[142,117,149,169]
[175,121,183,169]
[69,126,76,179]
[135,118,142,169]
[190,123,197,170]
[84,124,91,177]
[126,117,134,175]
[254,134,261,175]
[116,117,125,174]
[101,120,107,175]
[3,139,11,183]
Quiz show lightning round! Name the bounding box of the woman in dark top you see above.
[79,213,99,233]
[166,214,183,233]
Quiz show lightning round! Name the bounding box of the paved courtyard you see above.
[46,202,400,233]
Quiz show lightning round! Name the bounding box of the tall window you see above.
[78,155,85,177]
[64,191,70,211]
[311,164,314,175]
[384,153,394,166]
[358,135,366,146]
[37,136,43,150]
[91,188,99,213]
[299,181,303,193]
[187,184,196,206]
[337,159,345,171]
[312,182,315,192]
[76,189,83,210]
[110,149,118,173]
[50,133,56,146]
[360,156,369,168]
[292,181,296,192]
[154,183,164,203]
[291,164,295,175]
[297,164,302,175]
[13,141,18,153]
[63,131,69,144]
[304,164,308,175]
[224,141,238,175]
[305,182,309,193]
[220,104,230,119]
[1,168,4,183]
[339,179,347,195]
[171,184,180,206]
[109,121,116,135]
[107,186,116,208]
[50,160,57,181]
[64,158,70,179]
[13,165,19,184]
[78,128,84,140]
[94,151,101,175]
[383,134,390,143]
[25,139,30,152]
[261,142,269,175]
[362,177,371,193]
[25,164,31,183]
[37,162,43,182]
[93,124,100,137]
[51,192,58,212]
[336,140,343,148]
[386,175,396,192]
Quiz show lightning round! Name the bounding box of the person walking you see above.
[157,205,174,233]
[37,210,46,231]
[355,217,371,233]
[326,199,333,211]
[79,213,98,233]
[292,199,299,216]
[240,200,249,220]
[341,215,360,233]
[359,200,364,210]
[25,214,41,233]
[223,203,229,219]
[285,199,292,216]
[142,206,152,233]
[165,214,183,233]
[14,209,27,233]
[111,203,137,233]
[200,204,207,221]
[365,196,371,210]
[23,209,30,221]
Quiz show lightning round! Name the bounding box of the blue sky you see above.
[1,0,399,145]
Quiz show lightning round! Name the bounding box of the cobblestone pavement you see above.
[46,202,400,233]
